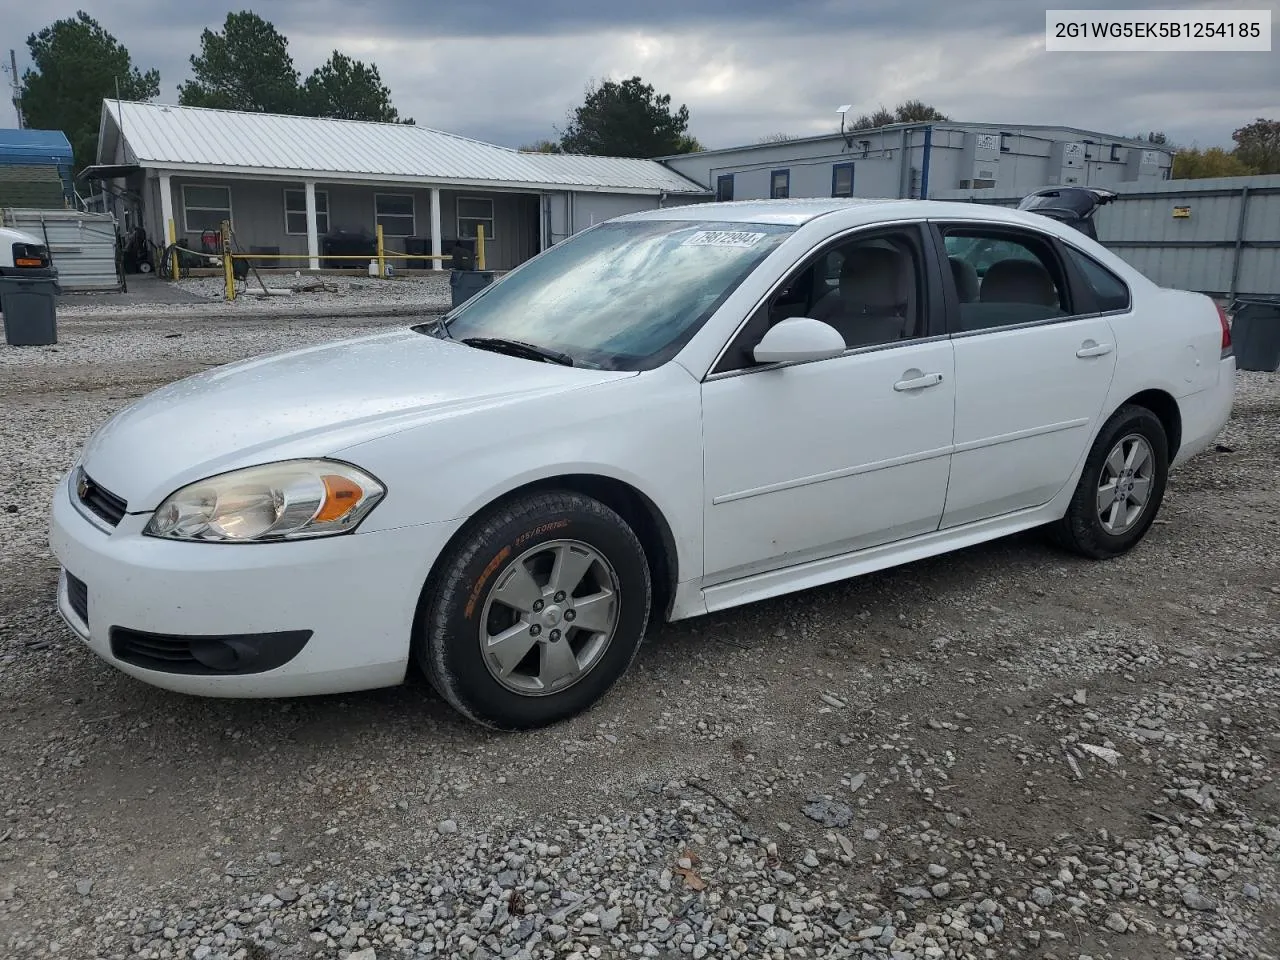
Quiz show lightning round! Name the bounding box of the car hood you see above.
[79,329,632,511]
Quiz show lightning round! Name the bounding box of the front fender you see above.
[336,364,706,583]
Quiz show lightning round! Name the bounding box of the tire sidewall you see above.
[1077,406,1169,555]
[425,496,651,729]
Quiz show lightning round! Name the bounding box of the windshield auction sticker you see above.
[682,231,768,248]
[1046,9,1270,51]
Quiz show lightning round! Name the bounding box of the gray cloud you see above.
[1,0,1275,151]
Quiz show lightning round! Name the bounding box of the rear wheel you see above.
[416,491,651,729]
[1048,404,1169,559]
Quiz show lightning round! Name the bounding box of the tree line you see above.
[19,10,410,173]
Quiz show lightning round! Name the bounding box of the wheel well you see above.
[1124,389,1182,459]
[435,475,680,622]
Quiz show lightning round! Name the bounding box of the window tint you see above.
[1064,246,1131,312]
[943,230,1068,332]
[716,230,926,372]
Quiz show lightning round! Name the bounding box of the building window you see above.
[375,193,415,237]
[181,184,232,233]
[457,197,496,240]
[284,189,329,235]
[770,169,790,199]
[831,163,854,198]
[716,174,734,202]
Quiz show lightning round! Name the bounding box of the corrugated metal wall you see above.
[933,175,1280,297]
[3,209,121,292]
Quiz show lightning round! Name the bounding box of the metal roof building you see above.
[660,122,1174,205]
[90,100,709,271]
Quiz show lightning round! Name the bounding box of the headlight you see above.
[144,460,385,542]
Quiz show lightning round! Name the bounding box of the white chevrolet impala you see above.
[50,199,1236,729]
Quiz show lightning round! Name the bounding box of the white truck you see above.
[0,225,55,278]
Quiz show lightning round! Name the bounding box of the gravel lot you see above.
[1,314,1277,960]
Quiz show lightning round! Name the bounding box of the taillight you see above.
[10,242,49,269]
[1216,303,1231,351]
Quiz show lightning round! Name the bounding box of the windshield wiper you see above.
[461,337,574,366]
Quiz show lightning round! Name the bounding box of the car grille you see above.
[78,470,127,526]
[65,571,89,624]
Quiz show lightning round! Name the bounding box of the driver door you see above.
[700,225,956,586]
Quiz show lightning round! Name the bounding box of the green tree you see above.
[851,100,948,131]
[20,11,160,173]
[559,76,699,157]
[1171,146,1256,179]
[1232,118,1280,174]
[178,11,300,113]
[850,106,895,131]
[519,139,563,153]
[302,51,409,123]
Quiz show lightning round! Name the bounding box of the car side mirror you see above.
[752,317,846,365]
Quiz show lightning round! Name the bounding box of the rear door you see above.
[934,221,1119,528]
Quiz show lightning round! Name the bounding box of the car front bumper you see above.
[48,470,465,697]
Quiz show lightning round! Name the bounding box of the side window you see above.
[714,229,927,372]
[770,169,790,199]
[942,229,1069,332]
[1064,246,1131,312]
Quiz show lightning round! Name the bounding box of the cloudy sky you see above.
[1,0,1275,150]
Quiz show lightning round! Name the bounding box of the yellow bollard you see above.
[221,220,235,301]
[476,223,486,271]
[376,224,386,279]
[168,218,179,281]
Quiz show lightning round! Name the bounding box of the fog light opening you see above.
[190,638,259,672]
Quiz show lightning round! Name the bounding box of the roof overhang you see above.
[79,163,143,181]
[126,161,706,197]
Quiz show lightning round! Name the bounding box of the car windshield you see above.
[439,219,795,370]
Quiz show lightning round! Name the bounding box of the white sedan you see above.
[50,199,1235,729]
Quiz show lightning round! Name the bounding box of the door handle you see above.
[1076,341,1114,359]
[894,372,944,392]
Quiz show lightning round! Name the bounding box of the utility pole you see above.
[7,49,22,128]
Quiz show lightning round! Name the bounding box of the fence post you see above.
[376,224,386,279]
[1228,185,1250,302]
[168,218,179,281]
[221,220,235,302]
[476,223,486,271]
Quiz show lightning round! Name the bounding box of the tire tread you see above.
[415,491,650,729]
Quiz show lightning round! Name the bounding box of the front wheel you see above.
[416,491,651,730]
[1048,404,1169,559]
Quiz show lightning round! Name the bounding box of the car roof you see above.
[618,198,1070,231]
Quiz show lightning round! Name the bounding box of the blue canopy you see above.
[0,129,73,167]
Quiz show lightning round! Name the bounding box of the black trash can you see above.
[1231,296,1280,372]
[0,274,60,346]
[450,269,495,309]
